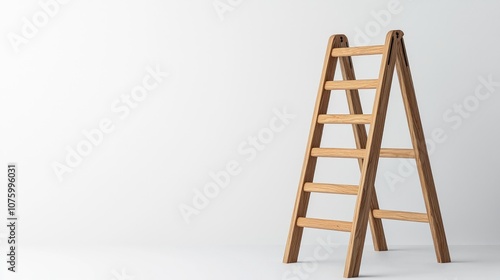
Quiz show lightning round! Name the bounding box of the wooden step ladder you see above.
[283,30,451,278]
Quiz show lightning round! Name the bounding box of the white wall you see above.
[0,0,499,252]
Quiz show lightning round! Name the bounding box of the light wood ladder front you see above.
[283,30,451,278]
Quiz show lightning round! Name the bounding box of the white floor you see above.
[2,245,499,280]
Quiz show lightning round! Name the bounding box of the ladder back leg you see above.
[395,38,451,263]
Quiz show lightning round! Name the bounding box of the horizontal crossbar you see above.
[318,114,372,124]
[331,45,385,57]
[325,79,378,90]
[311,148,415,159]
[304,182,359,195]
[372,209,429,223]
[311,148,365,158]
[297,217,352,232]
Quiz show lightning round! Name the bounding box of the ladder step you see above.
[311,148,415,158]
[297,217,352,232]
[325,79,378,90]
[331,45,385,57]
[318,114,372,124]
[372,210,429,223]
[304,182,359,195]
[311,148,365,158]
[380,148,415,158]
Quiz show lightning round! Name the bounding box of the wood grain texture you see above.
[304,182,359,195]
[297,217,352,232]
[311,148,415,158]
[344,30,402,278]
[379,148,415,158]
[338,37,388,253]
[395,38,451,263]
[283,30,450,278]
[283,35,343,264]
[325,79,378,90]
[317,114,372,124]
[332,45,384,57]
[372,209,429,223]
[311,148,366,158]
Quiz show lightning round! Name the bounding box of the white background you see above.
[0,0,499,279]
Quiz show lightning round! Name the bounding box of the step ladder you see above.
[283,30,451,278]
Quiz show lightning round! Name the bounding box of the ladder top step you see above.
[318,114,372,124]
[331,45,385,57]
[297,217,352,232]
[311,148,415,159]
[325,79,378,90]
[304,182,359,195]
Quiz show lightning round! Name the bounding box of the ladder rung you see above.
[311,148,365,158]
[311,148,415,159]
[325,79,378,90]
[297,217,352,232]
[379,148,415,158]
[304,182,359,195]
[318,114,372,124]
[331,45,385,57]
[372,210,429,223]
